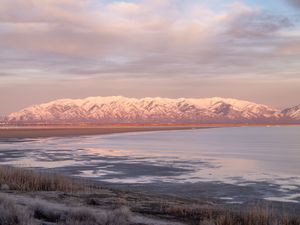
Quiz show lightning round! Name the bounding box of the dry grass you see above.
[0,166,299,225]
[32,202,131,225]
[162,204,300,225]
[0,196,32,225]
[0,166,85,192]
[0,195,131,225]
[0,166,132,224]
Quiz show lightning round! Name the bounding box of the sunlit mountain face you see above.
[282,105,300,120]
[5,96,299,124]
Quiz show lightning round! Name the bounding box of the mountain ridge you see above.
[4,96,300,124]
[282,105,300,120]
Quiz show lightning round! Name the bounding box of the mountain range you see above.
[4,96,300,124]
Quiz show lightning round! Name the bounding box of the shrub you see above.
[33,204,63,223]
[0,166,84,192]
[106,206,131,225]
[0,196,31,225]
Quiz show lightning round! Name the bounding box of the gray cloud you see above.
[227,13,293,38]
[0,0,299,115]
[287,0,300,8]
[0,0,298,81]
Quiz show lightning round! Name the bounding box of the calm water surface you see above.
[1,126,300,203]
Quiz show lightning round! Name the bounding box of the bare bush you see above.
[31,201,131,225]
[64,208,102,225]
[106,206,131,225]
[33,204,63,223]
[163,204,300,225]
[0,195,32,225]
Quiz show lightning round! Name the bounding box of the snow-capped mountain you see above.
[6,96,288,124]
[282,105,300,120]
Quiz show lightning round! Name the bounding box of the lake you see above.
[1,126,300,204]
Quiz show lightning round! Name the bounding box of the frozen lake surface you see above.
[1,126,300,204]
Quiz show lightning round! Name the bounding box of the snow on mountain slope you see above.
[282,105,300,120]
[7,96,284,124]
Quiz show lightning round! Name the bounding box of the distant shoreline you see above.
[0,125,209,139]
[0,123,299,139]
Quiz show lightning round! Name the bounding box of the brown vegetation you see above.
[0,166,299,225]
[161,204,300,225]
[0,194,131,225]
[0,196,32,225]
[0,166,85,192]
[32,203,130,225]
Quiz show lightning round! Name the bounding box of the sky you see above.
[0,0,300,115]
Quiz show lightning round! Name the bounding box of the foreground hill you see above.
[0,166,299,225]
[5,96,298,124]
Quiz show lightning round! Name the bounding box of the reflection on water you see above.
[0,126,300,203]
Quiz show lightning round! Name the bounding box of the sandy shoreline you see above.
[0,125,208,139]
[1,123,299,139]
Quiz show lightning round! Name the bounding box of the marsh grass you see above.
[162,204,300,225]
[0,166,85,192]
[0,166,132,224]
[0,166,299,225]
[0,195,131,225]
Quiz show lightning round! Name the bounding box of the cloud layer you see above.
[0,0,300,114]
[0,0,299,78]
[288,0,300,8]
